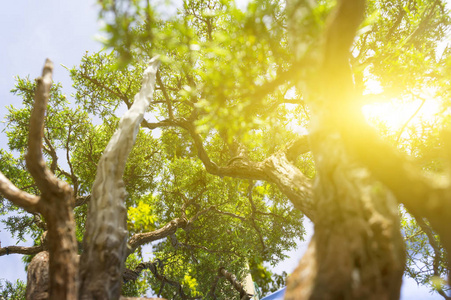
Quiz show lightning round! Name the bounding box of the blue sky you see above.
[0,1,445,299]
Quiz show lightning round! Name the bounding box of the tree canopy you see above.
[1,0,451,299]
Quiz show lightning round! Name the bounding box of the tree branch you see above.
[0,172,40,213]
[127,217,188,256]
[75,194,91,207]
[43,135,58,174]
[342,114,451,250]
[212,208,246,222]
[0,244,44,256]
[23,59,79,300]
[414,217,450,299]
[181,120,315,220]
[79,72,131,108]
[137,260,201,300]
[65,125,79,195]
[169,234,241,257]
[216,267,252,300]
[395,95,425,144]
[25,59,63,196]
[156,71,174,119]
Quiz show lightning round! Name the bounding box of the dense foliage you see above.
[1,0,450,298]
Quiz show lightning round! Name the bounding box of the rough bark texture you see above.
[179,127,316,221]
[25,60,79,300]
[0,59,81,300]
[26,251,50,300]
[0,244,44,256]
[79,57,160,300]
[340,115,451,285]
[285,0,406,299]
[127,217,188,256]
[285,138,405,300]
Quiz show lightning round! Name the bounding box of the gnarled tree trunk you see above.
[79,57,160,299]
[285,134,405,299]
[285,0,405,299]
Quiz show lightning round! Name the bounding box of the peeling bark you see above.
[79,57,160,299]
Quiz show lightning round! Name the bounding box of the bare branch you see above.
[137,260,201,300]
[0,244,44,256]
[169,234,241,257]
[75,194,91,207]
[395,95,425,144]
[188,205,216,224]
[65,125,79,195]
[0,172,40,213]
[127,217,188,256]
[156,71,174,119]
[217,267,252,300]
[79,71,132,108]
[25,59,63,194]
[414,217,450,299]
[285,135,310,162]
[43,135,58,174]
[33,213,47,230]
[247,183,266,251]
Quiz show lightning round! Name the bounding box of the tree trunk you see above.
[78,57,160,299]
[284,1,407,298]
[26,251,50,300]
[285,132,405,300]
[24,59,79,300]
[41,189,79,300]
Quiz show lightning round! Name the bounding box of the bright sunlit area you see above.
[362,78,442,139]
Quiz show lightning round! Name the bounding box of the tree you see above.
[0,0,450,299]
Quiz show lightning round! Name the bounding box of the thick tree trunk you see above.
[41,189,79,300]
[285,0,407,298]
[78,57,160,299]
[27,251,50,300]
[285,133,405,300]
[24,59,79,300]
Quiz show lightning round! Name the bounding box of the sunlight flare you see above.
[362,79,440,135]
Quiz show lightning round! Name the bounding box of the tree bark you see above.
[285,0,405,299]
[24,59,79,300]
[26,251,50,300]
[180,124,316,221]
[79,57,160,299]
[285,137,405,300]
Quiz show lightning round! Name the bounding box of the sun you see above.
[361,79,441,138]
[284,80,441,139]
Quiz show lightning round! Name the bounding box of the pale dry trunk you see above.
[78,57,160,299]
